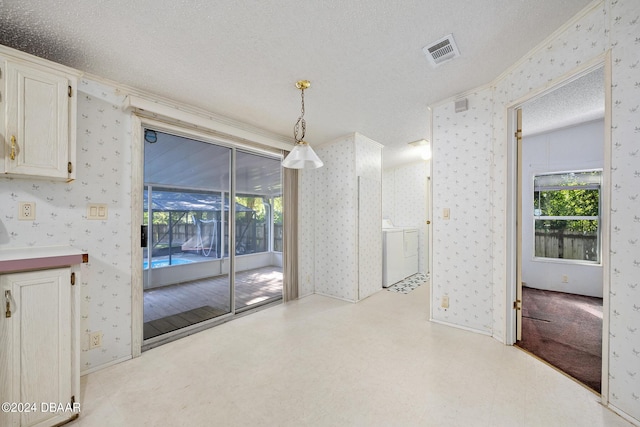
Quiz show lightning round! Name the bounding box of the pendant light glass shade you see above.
[282,141,324,169]
[283,80,323,169]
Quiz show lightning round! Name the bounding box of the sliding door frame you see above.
[131,116,283,354]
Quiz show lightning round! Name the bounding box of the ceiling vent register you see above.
[423,34,460,67]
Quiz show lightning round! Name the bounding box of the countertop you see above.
[0,246,88,273]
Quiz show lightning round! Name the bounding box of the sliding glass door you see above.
[142,130,232,341]
[234,150,283,312]
[142,130,283,345]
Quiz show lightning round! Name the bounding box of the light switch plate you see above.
[443,208,450,220]
[441,295,450,309]
[87,203,108,220]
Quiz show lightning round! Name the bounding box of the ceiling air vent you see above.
[422,34,460,68]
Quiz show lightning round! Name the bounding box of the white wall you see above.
[431,88,494,332]
[431,1,640,422]
[355,134,383,300]
[522,119,604,297]
[300,133,383,302]
[382,161,430,274]
[312,135,358,300]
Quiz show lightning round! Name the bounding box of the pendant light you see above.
[282,80,324,169]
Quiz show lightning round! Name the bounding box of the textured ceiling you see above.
[522,66,604,136]
[0,0,594,168]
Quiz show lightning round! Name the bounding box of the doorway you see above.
[141,128,283,347]
[508,62,609,394]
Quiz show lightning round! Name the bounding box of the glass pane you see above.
[534,188,599,216]
[234,151,283,312]
[143,130,232,341]
[534,220,599,262]
[235,195,268,255]
[273,195,283,252]
[534,170,601,189]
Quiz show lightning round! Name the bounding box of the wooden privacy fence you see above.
[535,230,598,261]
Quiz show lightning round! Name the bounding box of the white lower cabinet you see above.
[0,267,79,427]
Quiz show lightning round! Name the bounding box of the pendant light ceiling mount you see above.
[282,80,324,169]
[295,80,311,90]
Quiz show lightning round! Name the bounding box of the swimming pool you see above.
[143,258,196,269]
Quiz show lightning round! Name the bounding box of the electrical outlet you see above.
[441,295,450,309]
[89,331,102,349]
[18,202,36,220]
[562,275,569,283]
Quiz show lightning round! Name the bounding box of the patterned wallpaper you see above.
[299,133,382,302]
[432,0,640,421]
[0,78,133,373]
[606,0,640,417]
[297,165,316,298]
[431,89,494,333]
[312,135,358,301]
[355,134,382,300]
[382,162,430,273]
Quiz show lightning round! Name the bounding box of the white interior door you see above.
[516,107,523,341]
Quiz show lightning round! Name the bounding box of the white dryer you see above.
[402,228,419,278]
[383,227,405,287]
[382,220,420,287]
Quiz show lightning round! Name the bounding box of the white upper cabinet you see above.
[0,46,80,181]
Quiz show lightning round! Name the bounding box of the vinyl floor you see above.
[71,283,633,427]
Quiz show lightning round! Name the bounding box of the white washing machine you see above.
[382,220,419,287]
[403,228,419,278]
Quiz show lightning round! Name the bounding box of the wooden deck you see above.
[143,266,282,339]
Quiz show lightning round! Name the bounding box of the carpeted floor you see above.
[517,286,603,393]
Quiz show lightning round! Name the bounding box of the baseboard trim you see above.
[81,355,132,376]
[429,318,493,336]
[313,291,357,303]
[606,404,640,427]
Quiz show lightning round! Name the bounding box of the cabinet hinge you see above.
[68,162,73,174]
[68,85,72,97]
[513,299,522,310]
[71,272,76,286]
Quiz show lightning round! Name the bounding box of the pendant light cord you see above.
[293,89,306,144]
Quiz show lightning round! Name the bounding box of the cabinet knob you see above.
[10,135,16,160]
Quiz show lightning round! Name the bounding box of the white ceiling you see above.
[522,66,604,136]
[144,131,282,196]
[0,0,595,168]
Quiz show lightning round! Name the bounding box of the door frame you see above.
[131,115,284,356]
[504,52,611,403]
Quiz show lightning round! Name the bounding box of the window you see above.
[533,170,601,263]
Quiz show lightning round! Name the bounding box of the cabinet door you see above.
[0,268,72,427]
[4,60,71,179]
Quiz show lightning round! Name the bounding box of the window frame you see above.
[531,169,603,265]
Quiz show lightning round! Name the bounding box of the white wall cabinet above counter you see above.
[0,44,81,181]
